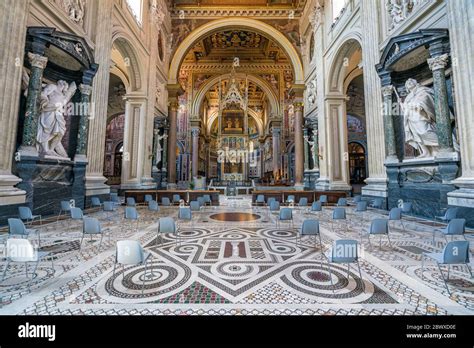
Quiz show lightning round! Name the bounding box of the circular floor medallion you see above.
[209,212,260,222]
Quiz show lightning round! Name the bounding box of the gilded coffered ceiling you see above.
[184,30,289,64]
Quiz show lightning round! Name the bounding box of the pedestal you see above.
[385,158,460,221]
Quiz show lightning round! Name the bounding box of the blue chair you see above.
[298,197,308,208]
[124,207,139,232]
[190,201,201,212]
[353,201,368,222]
[80,217,107,250]
[203,194,212,207]
[148,200,160,212]
[1,239,53,290]
[70,207,83,219]
[310,201,322,213]
[331,207,347,233]
[110,193,121,207]
[337,197,348,206]
[161,197,171,206]
[103,201,117,221]
[126,197,136,207]
[388,207,405,232]
[435,207,459,225]
[157,217,176,246]
[401,202,413,215]
[18,206,42,226]
[267,197,276,208]
[433,218,467,244]
[113,240,152,294]
[286,195,295,205]
[370,198,383,210]
[368,219,391,248]
[353,195,362,203]
[57,200,72,222]
[178,207,193,243]
[325,239,365,293]
[319,195,328,206]
[197,197,205,208]
[355,201,368,212]
[298,219,322,250]
[269,200,280,212]
[69,207,84,233]
[422,241,472,294]
[8,218,41,247]
[172,194,181,205]
[277,208,293,229]
[255,194,265,206]
[91,197,103,209]
[144,194,153,204]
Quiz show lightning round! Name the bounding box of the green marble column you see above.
[303,127,309,171]
[428,53,453,153]
[21,53,48,152]
[311,121,319,169]
[162,127,169,172]
[152,129,159,169]
[75,84,92,159]
[381,85,398,162]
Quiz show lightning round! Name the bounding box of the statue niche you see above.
[37,80,77,159]
[394,78,438,158]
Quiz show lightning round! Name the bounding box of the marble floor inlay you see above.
[0,196,473,315]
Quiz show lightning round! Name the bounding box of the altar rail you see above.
[251,190,346,204]
[124,190,220,205]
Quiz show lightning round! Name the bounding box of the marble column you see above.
[303,127,309,171]
[446,0,474,210]
[191,127,200,178]
[293,102,304,187]
[360,0,389,199]
[272,127,281,180]
[427,54,454,155]
[167,97,179,186]
[161,127,169,187]
[0,0,30,206]
[259,141,265,179]
[20,52,48,155]
[381,85,398,163]
[85,0,113,196]
[74,84,93,161]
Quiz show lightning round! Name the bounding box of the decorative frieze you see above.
[58,0,86,25]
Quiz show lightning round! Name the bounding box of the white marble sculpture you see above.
[304,135,317,161]
[395,78,438,158]
[37,80,77,158]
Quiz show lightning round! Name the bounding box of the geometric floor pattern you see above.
[0,196,473,315]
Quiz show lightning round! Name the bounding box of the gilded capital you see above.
[428,54,449,71]
[27,52,48,69]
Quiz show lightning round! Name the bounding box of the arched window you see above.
[126,0,143,26]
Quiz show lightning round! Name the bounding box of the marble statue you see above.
[304,136,317,160]
[155,133,168,165]
[37,80,77,158]
[396,78,438,158]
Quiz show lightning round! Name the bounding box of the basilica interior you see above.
[0,0,473,318]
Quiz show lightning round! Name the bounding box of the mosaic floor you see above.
[0,196,473,315]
